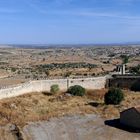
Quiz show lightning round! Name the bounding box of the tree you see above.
[130,65,140,74]
[104,88,124,105]
[42,58,45,61]
[121,55,129,64]
[64,71,72,77]
[68,85,86,96]
[45,70,50,76]
[11,67,16,72]
[131,81,140,91]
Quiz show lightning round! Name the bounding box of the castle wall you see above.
[0,76,106,99]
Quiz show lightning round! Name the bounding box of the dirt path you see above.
[22,114,140,140]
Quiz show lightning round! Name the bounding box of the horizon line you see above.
[1,42,140,46]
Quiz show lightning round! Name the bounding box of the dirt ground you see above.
[22,114,140,140]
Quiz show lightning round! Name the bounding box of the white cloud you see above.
[21,0,140,22]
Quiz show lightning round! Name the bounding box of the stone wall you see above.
[107,75,140,89]
[0,76,106,99]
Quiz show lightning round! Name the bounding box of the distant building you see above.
[116,64,126,75]
[120,107,140,129]
[107,75,140,89]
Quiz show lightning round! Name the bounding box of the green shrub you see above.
[131,81,140,91]
[50,84,60,94]
[68,85,85,96]
[120,55,129,64]
[104,88,124,105]
[11,67,16,72]
[130,65,140,74]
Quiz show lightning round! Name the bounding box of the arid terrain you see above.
[1,0,140,139]
[0,45,140,87]
[0,46,139,139]
[0,89,139,139]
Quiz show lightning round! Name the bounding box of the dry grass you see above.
[86,89,107,100]
[0,89,139,127]
[0,125,17,140]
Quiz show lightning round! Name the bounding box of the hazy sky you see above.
[0,0,140,44]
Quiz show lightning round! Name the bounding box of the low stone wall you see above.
[0,76,106,99]
[107,75,140,89]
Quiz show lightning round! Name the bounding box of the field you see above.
[0,46,140,87]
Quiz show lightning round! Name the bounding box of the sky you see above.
[0,0,140,44]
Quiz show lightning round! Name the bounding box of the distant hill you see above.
[1,42,140,49]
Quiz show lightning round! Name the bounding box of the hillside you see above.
[0,89,139,139]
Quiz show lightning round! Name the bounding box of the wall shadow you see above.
[105,119,140,133]
[86,101,104,107]
[88,102,100,107]
[42,91,52,96]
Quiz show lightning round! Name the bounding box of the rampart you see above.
[0,76,106,99]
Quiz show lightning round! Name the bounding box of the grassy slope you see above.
[0,89,139,127]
